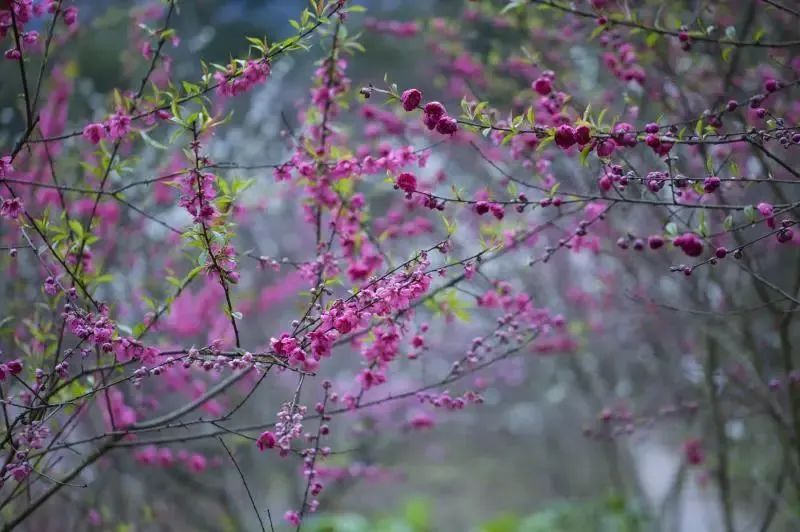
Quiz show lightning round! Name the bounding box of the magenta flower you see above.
[1,197,23,219]
[554,125,576,149]
[401,88,422,111]
[396,172,417,194]
[82,122,106,145]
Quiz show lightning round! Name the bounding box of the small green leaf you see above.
[139,130,167,150]
[721,47,734,63]
[744,204,756,223]
[589,25,605,40]
[723,215,734,231]
[579,145,592,166]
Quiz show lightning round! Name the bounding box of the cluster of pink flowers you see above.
[64,306,117,352]
[178,169,217,223]
[416,390,483,410]
[135,445,217,473]
[270,260,433,378]
[1,1,77,54]
[553,123,592,150]
[1,457,31,486]
[421,101,458,135]
[203,243,240,284]
[271,333,321,372]
[256,402,306,457]
[475,282,570,350]
[82,110,133,144]
[473,200,505,219]
[15,421,49,450]
[114,336,159,365]
[395,88,459,135]
[214,59,271,97]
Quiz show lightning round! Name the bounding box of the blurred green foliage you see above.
[308,493,648,532]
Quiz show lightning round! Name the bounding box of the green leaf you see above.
[441,215,456,236]
[589,25,605,41]
[694,119,703,136]
[536,136,553,152]
[68,220,85,239]
[697,209,709,237]
[93,273,114,285]
[721,47,734,63]
[596,108,608,128]
[525,106,535,125]
[723,215,734,231]
[744,204,756,223]
[501,0,526,14]
[579,145,592,166]
[139,130,167,150]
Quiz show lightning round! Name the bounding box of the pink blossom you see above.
[283,510,301,526]
[400,88,422,111]
[82,122,106,144]
[396,172,417,194]
[1,197,23,219]
[106,112,131,140]
[757,202,776,228]
[256,431,276,451]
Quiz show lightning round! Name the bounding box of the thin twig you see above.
[218,437,266,532]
